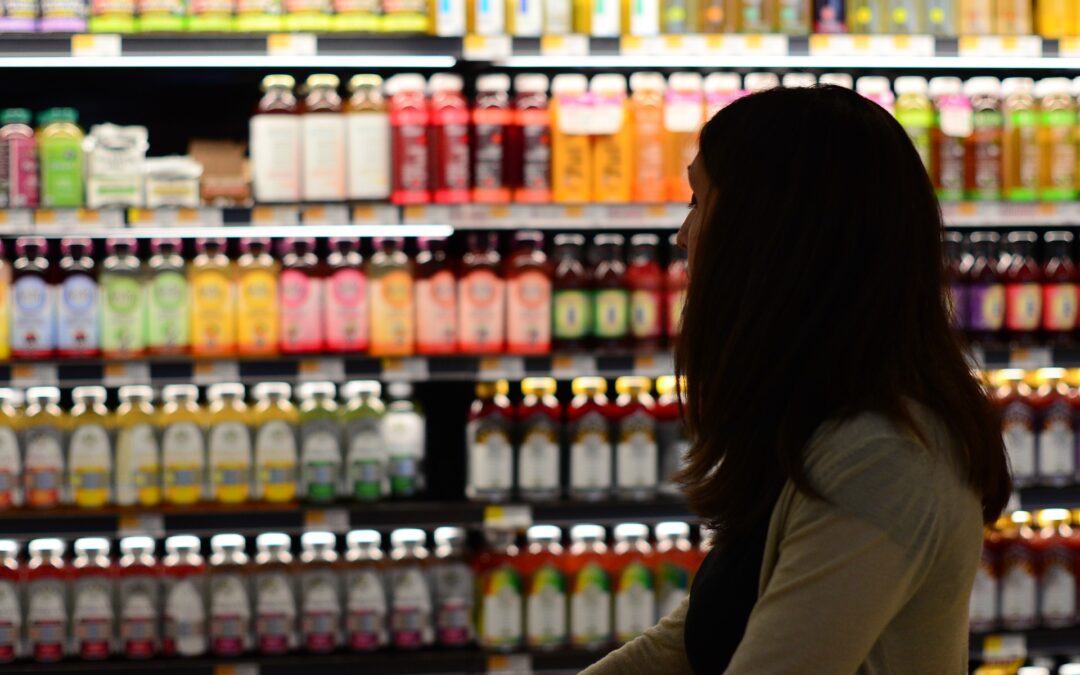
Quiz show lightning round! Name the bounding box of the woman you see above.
[583,84,1011,673]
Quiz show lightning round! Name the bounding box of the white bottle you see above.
[388,529,434,649]
[116,536,159,659]
[26,538,67,662]
[344,529,388,651]
[251,74,302,203]
[208,534,252,656]
[162,535,208,657]
[301,74,348,202]
[590,0,621,35]
[252,532,297,655]
[432,527,475,646]
[346,75,392,200]
[433,0,466,34]
[384,382,426,499]
[511,0,543,35]
[71,537,114,660]
[472,0,506,34]
[299,532,342,653]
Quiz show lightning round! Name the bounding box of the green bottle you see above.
[299,382,342,503]
[341,380,386,502]
[100,239,147,357]
[38,108,84,208]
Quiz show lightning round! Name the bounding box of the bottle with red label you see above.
[415,237,458,355]
[475,529,524,651]
[459,233,506,354]
[71,537,113,660]
[466,380,515,502]
[279,237,325,354]
[665,234,687,345]
[343,529,388,651]
[0,108,39,208]
[999,511,1039,630]
[1036,509,1078,628]
[521,525,568,650]
[11,237,56,359]
[431,526,475,647]
[388,528,434,649]
[593,235,630,352]
[473,73,513,204]
[1003,230,1043,344]
[208,533,252,656]
[252,532,297,655]
[1032,368,1076,487]
[26,537,68,662]
[506,231,551,355]
[299,532,342,653]
[627,234,663,352]
[57,238,99,358]
[552,234,591,352]
[324,238,369,353]
[0,540,19,662]
[161,535,208,657]
[944,231,968,331]
[567,524,613,649]
[1043,230,1078,343]
[429,73,471,204]
[386,74,431,204]
[965,231,1005,344]
[116,536,158,659]
[993,369,1037,487]
[511,74,551,204]
[517,377,562,502]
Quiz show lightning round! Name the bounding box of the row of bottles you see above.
[0,522,704,661]
[465,376,687,503]
[0,380,426,510]
[974,663,1080,675]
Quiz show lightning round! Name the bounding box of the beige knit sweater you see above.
[582,406,984,675]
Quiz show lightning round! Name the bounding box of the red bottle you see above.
[1042,230,1078,342]
[459,233,506,354]
[511,74,552,204]
[473,73,513,204]
[1002,230,1042,345]
[279,237,325,354]
[627,234,663,353]
[324,238,369,353]
[506,231,551,355]
[57,238,99,358]
[429,73,471,204]
[0,540,18,662]
[611,523,655,644]
[654,522,698,619]
[11,237,56,359]
[665,234,687,344]
[592,235,630,352]
[566,524,614,648]
[117,536,159,659]
[999,512,1039,630]
[387,74,431,204]
[612,376,658,501]
[552,234,591,352]
[994,370,1037,488]
[26,538,69,662]
[966,231,1005,344]
[71,537,113,660]
[466,380,515,502]
[415,237,458,355]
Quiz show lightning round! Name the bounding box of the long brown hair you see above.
[675,85,1011,542]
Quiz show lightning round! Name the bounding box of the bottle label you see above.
[458,269,506,352]
[24,426,63,508]
[664,91,705,133]
[162,422,205,505]
[1039,399,1075,481]
[518,109,552,200]
[148,270,190,351]
[1041,546,1077,625]
[630,288,662,339]
[325,268,369,352]
[237,268,279,354]
[69,423,111,507]
[370,271,414,356]
[118,574,157,659]
[1042,109,1077,200]
[616,410,658,491]
[254,571,296,654]
[0,580,20,661]
[0,426,20,508]
[473,108,510,198]
[615,561,655,643]
[301,421,341,502]
[346,112,391,200]
[390,566,433,648]
[432,560,473,646]
[1002,401,1036,483]
[101,272,146,354]
[301,114,347,201]
[518,415,560,493]
[209,422,252,504]
[301,570,341,652]
[466,417,513,498]
[1001,546,1037,627]
[115,423,160,506]
[571,563,611,647]
[164,577,207,656]
[346,417,384,501]
[970,109,1003,199]
[1005,282,1041,331]
[570,412,612,493]
[967,282,1005,331]
[41,136,84,207]
[896,108,933,169]
[58,274,99,353]
[210,574,251,655]
[968,550,997,631]
[553,289,591,340]
[255,420,297,503]
[346,569,388,650]
[73,575,113,659]
[594,289,629,339]
[939,96,973,138]
[391,111,431,203]
[27,579,67,662]
[280,270,324,352]
[9,136,39,208]
[191,270,236,354]
[416,271,458,353]
[432,108,471,201]
[1044,283,1078,331]
[481,566,523,648]
[11,276,55,354]
[656,560,690,618]
[507,270,551,353]
[657,419,689,495]
[527,565,566,648]
[385,411,424,497]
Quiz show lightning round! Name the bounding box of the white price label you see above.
[487,653,534,674]
[0,209,33,233]
[118,513,165,538]
[71,33,121,57]
[479,356,525,380]
[192,360,241,385]
[351,204,401,225]
[298,358,345,382]
[483,504,533,530]
[380,357,429,381]
[250,205,300,226]
[128,207,221,228]
[1010,347,1052,370]
[634,352,674,377]
[103,362,151,387]
[10,364,58,388]
[540,33,589,56]
[551,354,597,380]
[304,509,349,533]
[981,634,1026,662]
[267,33,317,56]
[463,34,512,60]
[215,665,260,675]
[959,35,1041,57]
[302,204,349,226]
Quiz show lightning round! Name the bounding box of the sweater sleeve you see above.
[579,595,694,675]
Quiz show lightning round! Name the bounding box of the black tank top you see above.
[684,515,772,674]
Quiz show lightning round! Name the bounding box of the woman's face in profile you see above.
[677,154,710,271]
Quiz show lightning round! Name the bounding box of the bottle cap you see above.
[0,540,18,557]
[256,533,292,551]
[630,233,659,249]
[387,381,413,399]
[571,377,607,396]
[74,537,110,555]
[526,525,562,542]
[117,385,153,403]
[551,73,588,95]
[477,73,511,92]
[119,536,155,555]
[476,380,510,398]
[301,531,335,550]
[1035,77,1073,98]
[1046,230,1075,243]
[60,238,92,255]
[151,237,182,253]
[521,377,557,397]
[341,380,382,399]
[744,72,780,92]
[553,233,585,247]
[165,535,201,553]
[385,73,427,95]
[704,72,742,93]
[38,107,78,126]
[162,384,199,402]
[928,76,963,98]
[570,524,605,541]
[240,237,271,251]
[15,236,46,255]
[429,73,464,93]
[818,73,854,89]
[1006,230,1038,245]
[1001,77,1035,98]
[514,73,549,94]
[655,375,683,396]
[962,76,1001,98]
[855,76,891,97]
[0,108,31,125]
[655,521,691,539]
[72,386,107,403]
[390,528,426,547]
[29,538,65,556]
[893,76,928,96]
[253,382,292,399]
[207,382,245,399]
[348,74,383,92]
[594,233,625,247]
[106,238,137,254]
[26,386,61,403]
[629,71,667,92]
[668,71,703,91]
[781,73,816,88]
[210,533,245,552]
[261,74,296,91]
[278,237,315,256]
[347,529,382,548]
[589,73,627,95]
[613,523,649,540]
[298,381,336,399]
[196,237,225,251]
[434,526,466,546]
[615,375,652,395]
[305,73,340,90]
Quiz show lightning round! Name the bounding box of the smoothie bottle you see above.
[22,387,64,509]
[56,238,99,358]
[0,390,21,509]
[236,238,279,357]
[190,238,237,357]
[251,382,298,504]
[341,380,386,501]
[1036,509,1077,627]
[590,74,632,204]
[429,73,471,204]
[301,74,347,202]
[612,523,655,643]
[506,231,551,355]
[146,238,190,356]
[517,377,562,502]
[415,237,458,355]
[1042,231,1078,343]
[664,73,704,205]
[346,75,391,201]
[567,524,612,649]
[929,76,971,202]
[0,540,20,661]
[846,0,877,31]
[994,369,1036,486]
[343,529,388,651]
[739,0,773,30]
[856,75,895,115]
[299,532,342,653]
[964,77,1003,202]
[666,234,687,343]
[996,0,1030,33]
[627,234,663,353]
[629,0,660,34]
[298,381,342,503]
[278,237,325,355]
[159,384,205,506]
[0,108,39,208]
[431,526,475,646]
[613,376,658,500]
[206,383,253,505]
[629,72,667,204]
[1002,77,1039,203]
[68,386,112,509]
[959,0,992,34]
[1002,231,1042,345]
[252,532,297,655]
[654,522,696,617]
[468,0,504,33]
[388,528,434,648]
[1032,368,1075,486]
[11,237,56,360]
[100,239,146,358]
[116,536,158,659]
[208,534,252,656]
[25,538,67,662]
[384,382,426,498]
[71,537,113,660]
[523,525,568,650]
[656,375,689,496]
[475,529,524,651]
[593,234,630,352]
[387,74,431,205]
[161,535,208,657]
[324,238,368,353]
[568,377,613,501]
[966,231,1005,344]
[37,108,84,208]
[511,73,552,204]
[473,73,513,204]
[775,0,809,35]
[1036,77,1077,202]
[458,233,506,354]
[551,74,592,203]
[251,74,301,204]
[466,380,515,502]
[926,0,955,34]
[1037,0,1074,37]
[882,0,921,32]
[894,76,933,171]
[368,238,415,357]
[552,234,592,352]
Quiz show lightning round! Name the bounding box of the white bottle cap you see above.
[72,385,107,403]
[390,528,427,546]
[514,73,549,93]
[589,73,627,94]
[162,384,199,401]
[963,76,1001,98]
[928,76,963,98]
[301,531,336,549]
[818,73,853,89]
[256,532,291,550]
[856,76,891,97]
[119,536,155,555]
[428,73,464,93]
[1001,77,1035,98]
[655,521,691,539]
[893,76,929,96]
[570,524,606,541]
[298,381,336,399]
[552,73,589,95]
[477,73,511,92]
[207,382,245,399]
[210,534,245,551]
[118,384,154,401]
[668,71,704,91]
[384,73,427,96]
[1035,77,1073,99]
[387,381,414,399]
[704,72,741,93]
[781,73,816,88]
[165,535,201,552]
[29,538,65,556]
[74,537,110,555]
[744,72,780,92]
[434,526,466,545]
[629,71,667,92]
[252,382,292,399]
[347,529,382,547]
[341,380,382,398]
[526,525,562,541]
[613,523,650,540]
[26,386,60,403]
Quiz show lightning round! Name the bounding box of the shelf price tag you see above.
[71,33,121,57]
[1062,36,1080,57]
[250,205,299,226]
[103,362,151,387]
[298,358,345,382]
[304,509,349,533]
[193,360,241,385]
[1010,347,1052,370]
[0,209,32,233]
[301,204,349,226]
[980,634,1026,663]
[267,33,317,56]
[380,357,429,381]
[540,34,589,56]
[633,352,674,377]
[479,356,525,380]
[483,504,532,530]
[551,354,597,380]
[214,665,260,675]
[351,204,401,225]
[959,35,1041,57]
[487,654,534,674]
[463,34,512,60]
[117,513,165,538]
[619,35,650,55]
[10,363,58,387]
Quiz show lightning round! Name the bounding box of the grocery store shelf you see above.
[1018,486,1080,510]
[972,627,1080,660]
[2,224,454,239]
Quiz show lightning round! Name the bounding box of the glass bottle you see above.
[10,237,55,359]
[523,525,568,650]
[299,532,342,653]
[298,382,342,504]
[117,536,158,659]
[343,529,388,651]
[0,389,20,509]
[208,533,252,656]
[1042,231,1078,344]
[613,376,658,501]
[567,525,612,649]
[965,231,1005,344]
[666,234,688,345]
[627,234,663,353]
[552,234,592,352]
[415,237,458,355]
[476,529,524,651]
[22,387,64,509]
[100,238,146,357]
[115,385,160,508]
[458,232,506,354]
[567,377,613,501]
[1002,231,1042,345]
[207,383,252,505]
[384,382,426,498]
[56,237,99,358]
[236,237,279,357]
[26,538,67,662]
[654,522,696,618]
[252,532,297,655]
[160,384,205,506]
[324,238,368,353]
[0,540,19,662]
[368,237,415,356]
[68,386,112,508]
[341,380,386,502]
[161,535,208,657]
[146,238,190,355]
[301,74,347,202]
[964,77,1003,202]
[71,537,113,660]
[506,230,551,355]
[345,74,391,201]
[431,526,475,647]
[517,377,562,502]
[250,74,301,203]
[190,238,237,357]
[466,380,514,502]
[612,523,655,644]
[388,528,434,649]
[279,237,324,355]
[592,234,630,351]
[251,382,298,504]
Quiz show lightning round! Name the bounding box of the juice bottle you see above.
[137,0,187,29]
[22,387,64,509]
[506,231,551,355]
[970,519,1003,632]
[612,523,655,643]
[522,525,567,649]
[207,383,253,505]
[846,0,877,30]
[568,377,613,501]
[655,375,689,496]
[388,528,434,648]
[1037,0,1074,37]
[775,0,809,32]
[146,238,190,355]
[415,237,458,355]
[813,0,846,30]
[0,108,40,208]
[628,72,666,204]
[368,238,415,356]
[627,234,663,353]
[473,74,513,204]
[236,238,279,357]
[551,74,592,204]
[345,74,391,201]
[517,377,562,502]
[250,382,298,503]
[509,0,543,33]
[68,386,112,509]
[251,74,301,204]
[739,0,773,29]
[1002,77,1039,203]
[664,72,704,205]
[387,74,431,205]
[100,239,146,358]
[11,237,56,359]
[945,232,968,329]
[301,74,347,202]
[299,532,342,653]
[208,534,252,656]
[0,389,21,509]
[1036,509,1078,627]
[543,0,571,32]
[343,529,389,651]
[0,242,8,361]
[114,385,160,508]
[781,73,815,88]
[579,0,620,34]
[25,538,67,662]
[325,238,368,353]
[856,75,895,115]
[468,0,504,32]
[431,0,466,33]
[476,529,525,651]
[1000,511,1039,629]
[160,384,206,506]
[567,524,612,649]
[278,237,325,354]
[625,0,659,33]
[1037,78,1077,202]
[466,380,514,502]
[1002,231,1042,345]
[384,382,426,497]
[929,76,971,202]
[56,238,98,358]
[458,232,506,354]
[190,0,239,31]
[613,376,658,500]
[71,537,113,660]
[1043,231,1078,343]
[37,108,84,208]
[894,77,933,171]
[511,73,552,204]
[252,532,296,655]
[116,536,158,659]
[431,526,475,646]
[0,540,19,661]
[818,72,853,89]
[964,77,1003,202]
[190,238,237,357]
[552,234,592,352]
[996,0,1029,33]
[429,73,471,205]
[925,0,954,34]
[1032,368,1075,486]
[993,370,1036,487]
[666,234,687,343]
[590,75,632,204]
[161,535,208,657]
[298,381,342,503]
[593,234,630,352]
[966,231,1005,343]
[654,521,696,617]
[959,0,991,33]
[704,72,745,118]
[341,380,386,501]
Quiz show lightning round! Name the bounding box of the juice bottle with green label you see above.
[384,382,425,498]
[37,108,84,208]
[298,382,342,504]
[22,387,64,509]
[0,389,22,508]
[206,383,252,505]
[236,238,279,357]
[341,380,386,502]
[1003,77,1039,203]
[894,77,933,173]
[159,384,205,506]
[475,529,524,651]
[612,523,655,643]
[251,382,298,504]
[101,239,147,358]
[146,238,190,356]
[552,234,592,352]
[114,385,161,507]
[1037,78,1077,202]
[68,386,112,508]
[654,522,696,618]
[592,235,629,352]
[568,524,612,648]
[190,238,237,357]
[522,525,568,650]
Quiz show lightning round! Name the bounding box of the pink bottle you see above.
[324,238,369,353]
[0,109,38,208]
[387,74,431,205]
[279,237,325,354]
[429,73,471,204]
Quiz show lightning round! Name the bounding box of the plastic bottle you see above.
[658,0,688,33]
[0,390,21,509]
[522,525,567,650]
[1002,77,1039,203]
[22,387,64,509]
[116,536,158,660]
[581,0,620,34]
[994,370,1036,486]
[387,74,431,205]
[0,540,19,661]
[1036,509,1077,626]
[517,377,562,502]
[236,238,279,357]
[459,232,506,354]
[112,385,159,508]
[654,522,695,617]
[1036,78,1077,202]
[279,238,325,354]
[341,381,385,501]
[739,0,773,30]
[251,74,301,204]
[655,375,689,495]
[894,77,932,171]
[208,534,252,656]
[590,74,633,204]
[508,0,542,33]
[664,73,704,205]
[160,384,206,506]
[298,381,342,504]
[506,231,551,355]
[429,73,471,205]
[627,234,663,353]
[813,0,845,30]
[1003,231,1042,345]
[959,0,992,33]
[346,74,391,201]
[856,75,895,115]
[1000,510,1039,629]
[11,237,55,359]
[925,0,954,34]
[593,234,630,351]
[612,523,655,643]
[612,377,658,500]
[966,231,1005,343]
[473,74,513,204]
[929,76,971,202]
[415,237,458,355]
[996,0,1029,33]
[1037,0,1074,37]
[161,535,208,657]
[567,524,612,649]
[1031,369,1074,486]
[388,528,434,648]
[100,239,146,358]
[511,74,552,204]
[325,238,369,353]
[1042,231,1078,342]
[627,73,666,204]
[666,234,687,343]
[552,234,592,352]
[343,529,388,651]
[384,382,426,498]
[55,238,98,358]
[26,538,67,662]
[964,77,1003,201]
[466,380,515,502]
[0,108,39,208]
[368,238,415,357]
[251,533,296,655]
[299,532,342,653]
[551,74,592,204]
[71,537,113,660]
[431,526,475,646]
[190,238,237,357]
[775,0,808,32]
[251,383,298,504]
[468,0,504,31]
[781,73,816,88]
[301,74,347,202]
[146,238,190,355]
[476,529,524,650]
[38,108,83,208]
[207,383,253,505]
[568,377,613,501]
[68,386,112,509]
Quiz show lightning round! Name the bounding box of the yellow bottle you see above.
[0,389,21,508]
[160,384,206,506]
[1037,0,1074,37]
[190,238,237,357]
[251,382,299,503]
[236,238,280,356]
[995,0,1031,34]
[551,74,593,204]
[68,386,112,508]
[1002,77,1039,203]
[589,74,632,204]
[664,72,705,205]
[22,387,64,509]
[629,72,667,204]
[114,385,161,507]
[959,0,993,35]
[207,383,252,504]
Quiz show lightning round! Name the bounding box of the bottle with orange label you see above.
[590,74,632,204]
[665,72,704,204]
[551,74,592,204]
[628,72,667,204]
[459,233,506,354]
[236,238,279,357]
[190,238,236,357]
[0,389,21,509]
[506,231,551,356]
[369,238,415,357]
[22,387,64,509]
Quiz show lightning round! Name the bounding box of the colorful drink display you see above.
[0,523,704,662]
[0,381,425,509]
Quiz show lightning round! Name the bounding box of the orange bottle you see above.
[590,74,632,204]
[628,72,667,204]
[551,74,592,203]
[664,72,705,204]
